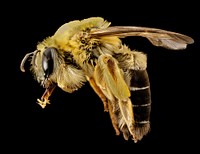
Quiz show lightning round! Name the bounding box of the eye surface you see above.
[42,47,57,78]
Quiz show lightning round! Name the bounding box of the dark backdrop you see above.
[3,1,199,153]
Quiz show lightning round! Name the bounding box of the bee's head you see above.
[20,47,59,88]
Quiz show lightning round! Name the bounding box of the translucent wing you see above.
[90,26,194,50]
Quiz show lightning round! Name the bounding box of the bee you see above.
[20,17,194,142]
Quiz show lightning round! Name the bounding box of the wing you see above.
[90,26,194,50]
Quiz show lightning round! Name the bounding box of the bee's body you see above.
[20,17,194,142]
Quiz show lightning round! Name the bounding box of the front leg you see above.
[37,84,57,108]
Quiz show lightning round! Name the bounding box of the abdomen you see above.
[130,69,151,140]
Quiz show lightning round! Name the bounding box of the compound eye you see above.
[42,47,57,78]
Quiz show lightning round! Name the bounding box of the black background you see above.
[3,1,199,152]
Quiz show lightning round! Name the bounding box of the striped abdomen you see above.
[114,50,151,141]
[130,69,151,140]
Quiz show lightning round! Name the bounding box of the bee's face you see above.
[30,47,59,88]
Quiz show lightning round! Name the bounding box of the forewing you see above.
[90,26,194,50]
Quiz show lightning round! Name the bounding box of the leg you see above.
[88,77,108,112]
